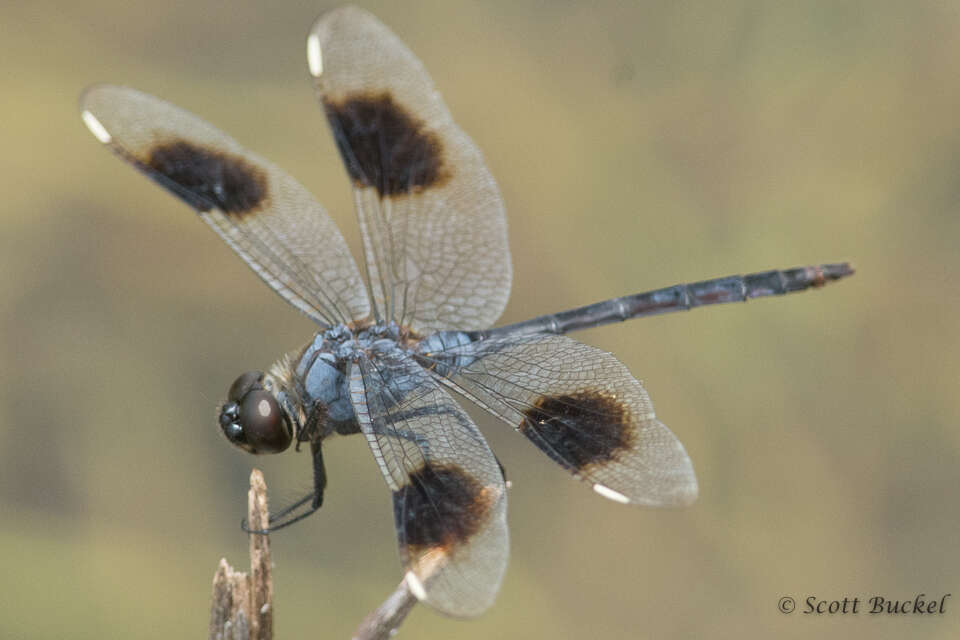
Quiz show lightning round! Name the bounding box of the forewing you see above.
[308,7,512,332]
[80,85,369,326]
[419,334,698,506]
[349,351,508,617]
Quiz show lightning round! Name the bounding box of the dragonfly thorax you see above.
[288,322,406,441]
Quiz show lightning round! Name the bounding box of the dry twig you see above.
[209,470,273,640]
[353,579,418,640]
[209,469,418,639]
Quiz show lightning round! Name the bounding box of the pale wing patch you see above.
[81,110,111,143]
[593,483,630,504]
[404,571,427,601]
[306,32,323,77]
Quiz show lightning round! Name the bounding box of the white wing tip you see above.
[593,483,630,504]
[81,110,111,144]
[306,33,323,76]
[404,571,427,601]
[676,480,699,505]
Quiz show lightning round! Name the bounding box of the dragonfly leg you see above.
[242,442,327,533]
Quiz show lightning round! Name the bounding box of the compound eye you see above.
[218,402,244,445]
[236,389,292,454]
[228,370,264,402]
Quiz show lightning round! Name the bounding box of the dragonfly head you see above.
[218,370,293,454]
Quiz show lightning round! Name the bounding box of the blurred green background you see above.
[2,1,958,638]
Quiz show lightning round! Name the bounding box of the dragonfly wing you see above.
[309,7,511,332]
[349,350,508,617]
[80,85,370,326]
[419,333,698,506]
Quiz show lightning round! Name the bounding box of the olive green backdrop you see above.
[2,1,957,638]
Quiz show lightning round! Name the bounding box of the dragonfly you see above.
[80,6,852,618]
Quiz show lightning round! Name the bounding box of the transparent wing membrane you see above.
[419,333,698,506]
[349,350,508,617]
[80,85,370,327]
[309,6,512,333]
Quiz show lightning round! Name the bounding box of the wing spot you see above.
[593,483,630,504]
[306,33,323,76]
[146,139,268,215]
[394,462,495,553]
[404,571,428,601]
[81,110,112,144]
[323,91,450,197]
[520,390,635,473]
